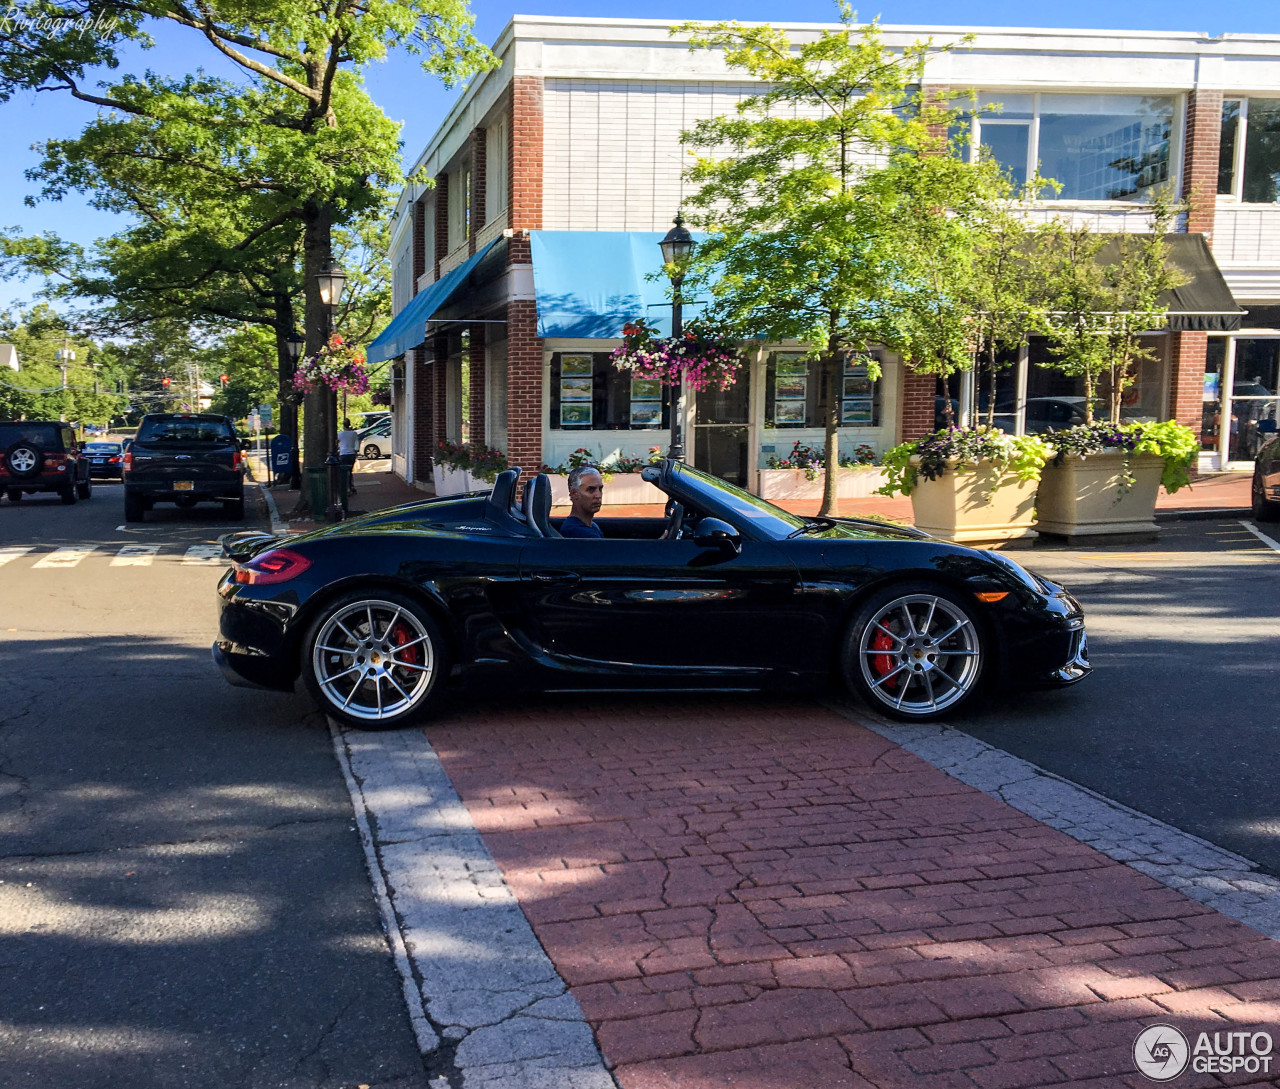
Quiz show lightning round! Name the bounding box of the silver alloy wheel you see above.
[9,448,36,473]
[857,592,982,716]
[311,598,436,723]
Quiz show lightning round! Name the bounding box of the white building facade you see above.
[373,17,1280,488]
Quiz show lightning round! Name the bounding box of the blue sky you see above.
[3,0,1279,311]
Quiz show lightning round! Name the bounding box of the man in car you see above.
[560,464,604,537]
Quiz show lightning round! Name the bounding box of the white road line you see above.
[111,544,161,567]
[1239,518,1280,554]
[32,546,98,569]
[182,545,225,564]
[0,547,34,566]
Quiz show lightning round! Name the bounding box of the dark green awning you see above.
[1094,233,1244,333]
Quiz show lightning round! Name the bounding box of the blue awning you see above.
[367,239,500,364]
[530,231,708,339]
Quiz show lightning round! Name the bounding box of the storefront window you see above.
[1230,339,1280,461]
[972,93,1174,202]
[1219,99,1280,203]
[764,351,881,428]
[548,352,670,431]
[1202,338,1225,452]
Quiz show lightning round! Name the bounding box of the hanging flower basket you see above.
[609,318,741,391]
[292,334,370,397]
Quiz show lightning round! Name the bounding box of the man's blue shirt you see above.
[560,514,603,538]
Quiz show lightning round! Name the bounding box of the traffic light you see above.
[161,376,171,389]
[219,374,229,388]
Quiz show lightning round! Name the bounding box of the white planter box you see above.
[757,467,888,501]
[1035,451,1164,539]
[548,473,666,506]
[432,465,487,495]
[909,458,1039,545]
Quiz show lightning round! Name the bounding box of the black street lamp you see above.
[316,257,347,522]
[284,330,305,489]
[659,213,695,461]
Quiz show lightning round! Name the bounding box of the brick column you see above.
[433,173,450,280]
[1167,330,1208,431]
[1182,89,1222,240]
[900,371,936,441]
[411,199,427,285]
[412,345,435,474]
[510,78,543,230]
[469,127,487,255]
[506,294,543,474]
[433,332,451,445]
[469,324,487,452]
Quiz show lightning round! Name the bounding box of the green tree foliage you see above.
[0,304,125,424]
[675,5,1004,514]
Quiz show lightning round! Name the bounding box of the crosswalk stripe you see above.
[111,544,162,567]
[182,545,226,564]
[33,546,99,569]
[0,547,34,566]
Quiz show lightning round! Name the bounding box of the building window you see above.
[966,93,1175,202]
[764,351,881,428]
[548,352,670,431]
[486,117,509,223]
[1219,99,1280,203]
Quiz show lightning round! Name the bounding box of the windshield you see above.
[84,442,121,453]
[672,463,807,539]
[137,417,235,443]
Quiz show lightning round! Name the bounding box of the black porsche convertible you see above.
[213,461,1089,728]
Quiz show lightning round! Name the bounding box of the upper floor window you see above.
[963,93,1175,202]
[1219,99,1280,203]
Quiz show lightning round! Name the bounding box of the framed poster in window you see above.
[560,402,592,428]
[844,353,874,376]
[776,355,809,376]
[630,377,662,401]
[560,376,593,401]
[630,402,663,427]
[843,375,872,399]
[775,400,807,425]
[841,399,874,426]
[775,376,808,401]
[560,354,593,376]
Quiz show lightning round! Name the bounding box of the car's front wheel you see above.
[843,582,986,721]
[1252,470,1280,522]
[302,591,448,729]
[363,443,382,459]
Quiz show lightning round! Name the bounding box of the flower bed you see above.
[758,467,888,501]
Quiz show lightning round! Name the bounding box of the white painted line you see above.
[329,721,616,1087]
[33,546,98,569]
[829,701,1280,941]
[1239,518,1280,554]
[0,546,34,567]
[111,544,161,567]
[182,545,225,564]
[257,481,288,536]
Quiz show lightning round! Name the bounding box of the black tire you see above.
[59,485,77,505]
[1252,470,1280,523]
[842,580,987,721]
[5,442,43,479]
[223,494,245,520]
[76,476,92,500]
[6,489,20,502]
[124,490,146,523]
[301,590,448,729]
[363,443,382,460]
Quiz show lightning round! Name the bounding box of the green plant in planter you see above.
[1043,419,1197,494]
[433,439,508,483]
[878,426,1053,497]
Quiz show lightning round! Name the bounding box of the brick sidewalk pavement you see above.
[429,697,1280,1088]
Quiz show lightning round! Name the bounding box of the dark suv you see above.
[0,421,92,504]
[124,413,245,522]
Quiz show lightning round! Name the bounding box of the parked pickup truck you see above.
[123,413,245,522]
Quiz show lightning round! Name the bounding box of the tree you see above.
[0,0,493,508]
[0,304,125,424]
[675,5,985,515]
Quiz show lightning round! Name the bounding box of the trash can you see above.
[304,466,328,519]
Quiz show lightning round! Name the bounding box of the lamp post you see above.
[659,213,695,461]
[284,330,305,489]
[315,256,347,522]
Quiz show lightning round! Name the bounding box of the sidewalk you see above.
[340,696,1280,1089]
[262,464,1253,534]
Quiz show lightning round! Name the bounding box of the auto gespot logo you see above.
[1134,1025,1274,1081]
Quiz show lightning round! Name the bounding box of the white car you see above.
[358,426,391,459]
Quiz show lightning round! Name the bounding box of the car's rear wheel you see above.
[363,443,382,459]
[124,490,146,522]
[76,477,92,500]
[59,484,77,505]
[5,442,42,479]
[1252,470,1280,522]
[302,592,448,729]
[6,489,20,502]
[843,582,986,721]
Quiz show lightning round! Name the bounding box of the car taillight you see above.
[109,455,122,464]
[123,451,133,472]
[232,449,242,470]
[233,548,311,586]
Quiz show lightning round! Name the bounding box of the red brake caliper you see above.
[871,628,897,688]
[390,623,420,667]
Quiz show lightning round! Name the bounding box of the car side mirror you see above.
[693,517,741,555]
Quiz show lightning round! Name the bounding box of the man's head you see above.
[567,465,604,522]
[343,418,352,430]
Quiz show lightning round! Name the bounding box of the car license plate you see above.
[91,458,105,464]
[175,480,194,491]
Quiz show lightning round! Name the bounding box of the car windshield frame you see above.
[667,463,808,540]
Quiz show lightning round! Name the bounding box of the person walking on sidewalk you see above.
[338,419,359,495]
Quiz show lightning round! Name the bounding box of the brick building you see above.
[369,17,1280,489]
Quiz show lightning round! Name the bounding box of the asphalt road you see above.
[0,482,427,1089]
[959,517,1280,878]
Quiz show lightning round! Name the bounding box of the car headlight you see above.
[984,549,1044,592]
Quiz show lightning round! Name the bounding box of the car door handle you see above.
[529,570,580,585]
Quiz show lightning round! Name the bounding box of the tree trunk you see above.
[274,296,301,489]
[299,201,334,515]
[819,351,840,517]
